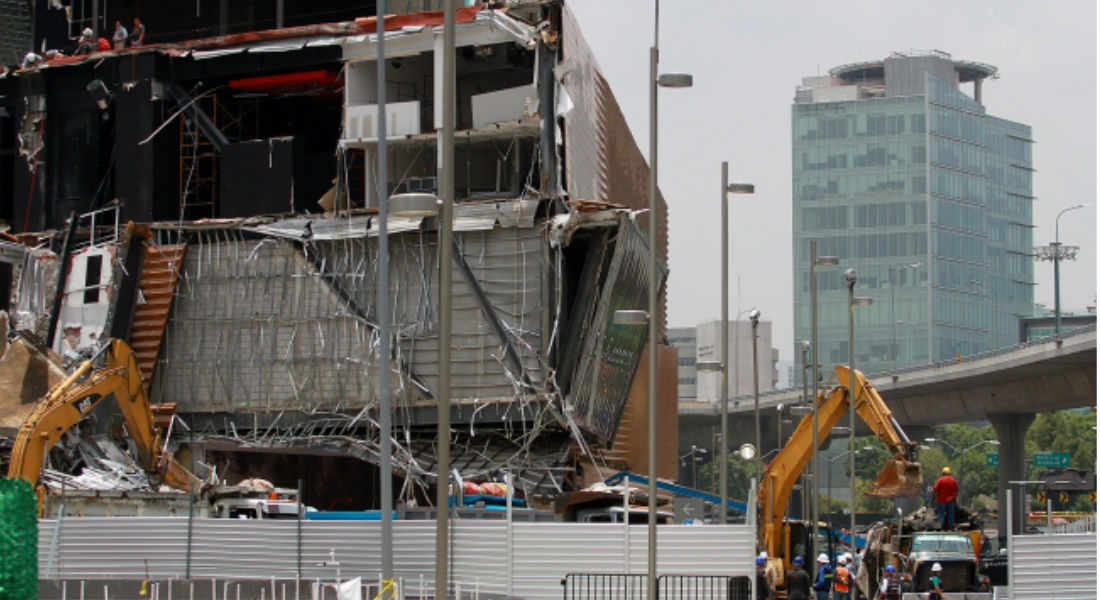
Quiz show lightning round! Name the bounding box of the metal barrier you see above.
[561,574,751,600]
[659,575,750,600]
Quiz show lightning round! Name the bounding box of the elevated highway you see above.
[678,326,1096,538]
[680,325,1095,443]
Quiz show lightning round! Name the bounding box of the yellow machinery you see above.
[7,338,204,514]
[757,365,923,581]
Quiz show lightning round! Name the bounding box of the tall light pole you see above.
[889,262,921,364]
[720,161,754,523]
[648,3,691,597]
[799,340,810,526]
[376,1,393,582]
[810,239,838,566]
[845,268,872,559]
[750,309,761,488]
[1035,204,1089,334]
[436,2,455,598]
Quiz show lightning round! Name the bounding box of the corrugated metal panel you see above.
[39,518,756,599]
[568,216,663,442]
[560,6,668,341]
[1011,533,1096,599]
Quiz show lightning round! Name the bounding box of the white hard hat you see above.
[758,551,768,559]
[817,553,829,563]
[932,562,943,572]
[838,555,848,565]
[83,27,93,36]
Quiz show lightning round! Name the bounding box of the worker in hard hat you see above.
[758,551,777,599]
[780,556,808,600]
[932,466,959,530]
[833,554,852,600]
[876,565,901,600]
[928,563,945,600]
[812,553,833,600]
[755,555,769,600]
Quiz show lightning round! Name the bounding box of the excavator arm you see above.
[757,365,922,560]
[7,339,203,512]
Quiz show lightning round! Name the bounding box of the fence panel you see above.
[1011,532,1096,599]
[39,518,757,599]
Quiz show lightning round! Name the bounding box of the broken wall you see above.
[152,207,552,416]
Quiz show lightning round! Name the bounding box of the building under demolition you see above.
[0,1,680,511]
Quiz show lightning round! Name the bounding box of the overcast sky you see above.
[568,1,1098,362]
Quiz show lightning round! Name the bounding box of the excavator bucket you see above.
[868,458,923,497]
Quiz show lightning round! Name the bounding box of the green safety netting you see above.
[0,478,37,600]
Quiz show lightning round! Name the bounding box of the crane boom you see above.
[7,338,203,513]
[758,365,921,560]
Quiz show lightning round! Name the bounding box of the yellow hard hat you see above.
[942,466,952,474]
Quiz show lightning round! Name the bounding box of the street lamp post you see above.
[1034,204,1089,334]
[679,446,708,489]
[845,269,872,560]
[720,161,754,524]
[799,340,810,523]
[648,4,691,597]
[435,3,455,598]
[750,309,761,488]
[810,240,838,567]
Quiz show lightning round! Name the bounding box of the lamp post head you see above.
[739,443,756,461]
[749,309,760,325]
[657,72,693,88]
[845,268,857,286]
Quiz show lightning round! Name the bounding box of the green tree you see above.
[697,450,759,506]
[1025,410,1097,512]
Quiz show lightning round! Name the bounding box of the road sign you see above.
[986,453,998,467]
[1058,492,1070,504]
[1033,451,1070,468]
[1034,490,1046,503]
[674,496,705,524]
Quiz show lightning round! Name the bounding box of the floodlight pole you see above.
[377,0,393,583]
[435,2,455,599]
[720,162,729,524]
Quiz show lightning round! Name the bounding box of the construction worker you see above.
[928,562,945,600]
[933,466,959,530]
[755,556,769,600]
[876,565,901,600]
[758,551,778,600]
[785,556,811,600]
[833,554,852,600]
[812,553,833,600]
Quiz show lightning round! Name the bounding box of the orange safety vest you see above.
[833,566,850,593]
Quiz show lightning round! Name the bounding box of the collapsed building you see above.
[0,1,680,511]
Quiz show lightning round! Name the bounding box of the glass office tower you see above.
[792,51,1034,378]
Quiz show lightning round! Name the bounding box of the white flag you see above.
[337,577,363,600]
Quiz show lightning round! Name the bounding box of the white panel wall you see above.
[40,518,756,600]
[1010,533,1096,599]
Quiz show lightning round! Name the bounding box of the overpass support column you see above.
[989,413,1035,543]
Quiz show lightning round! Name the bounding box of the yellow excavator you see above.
[758,365,923,591]
[6,338,204,515]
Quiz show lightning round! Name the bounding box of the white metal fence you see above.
[1007,490,1097,600]
[39,518,756,600]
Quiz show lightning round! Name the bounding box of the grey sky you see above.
[569,1,1098,362]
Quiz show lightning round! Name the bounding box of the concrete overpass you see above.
[678,325,1096,537]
